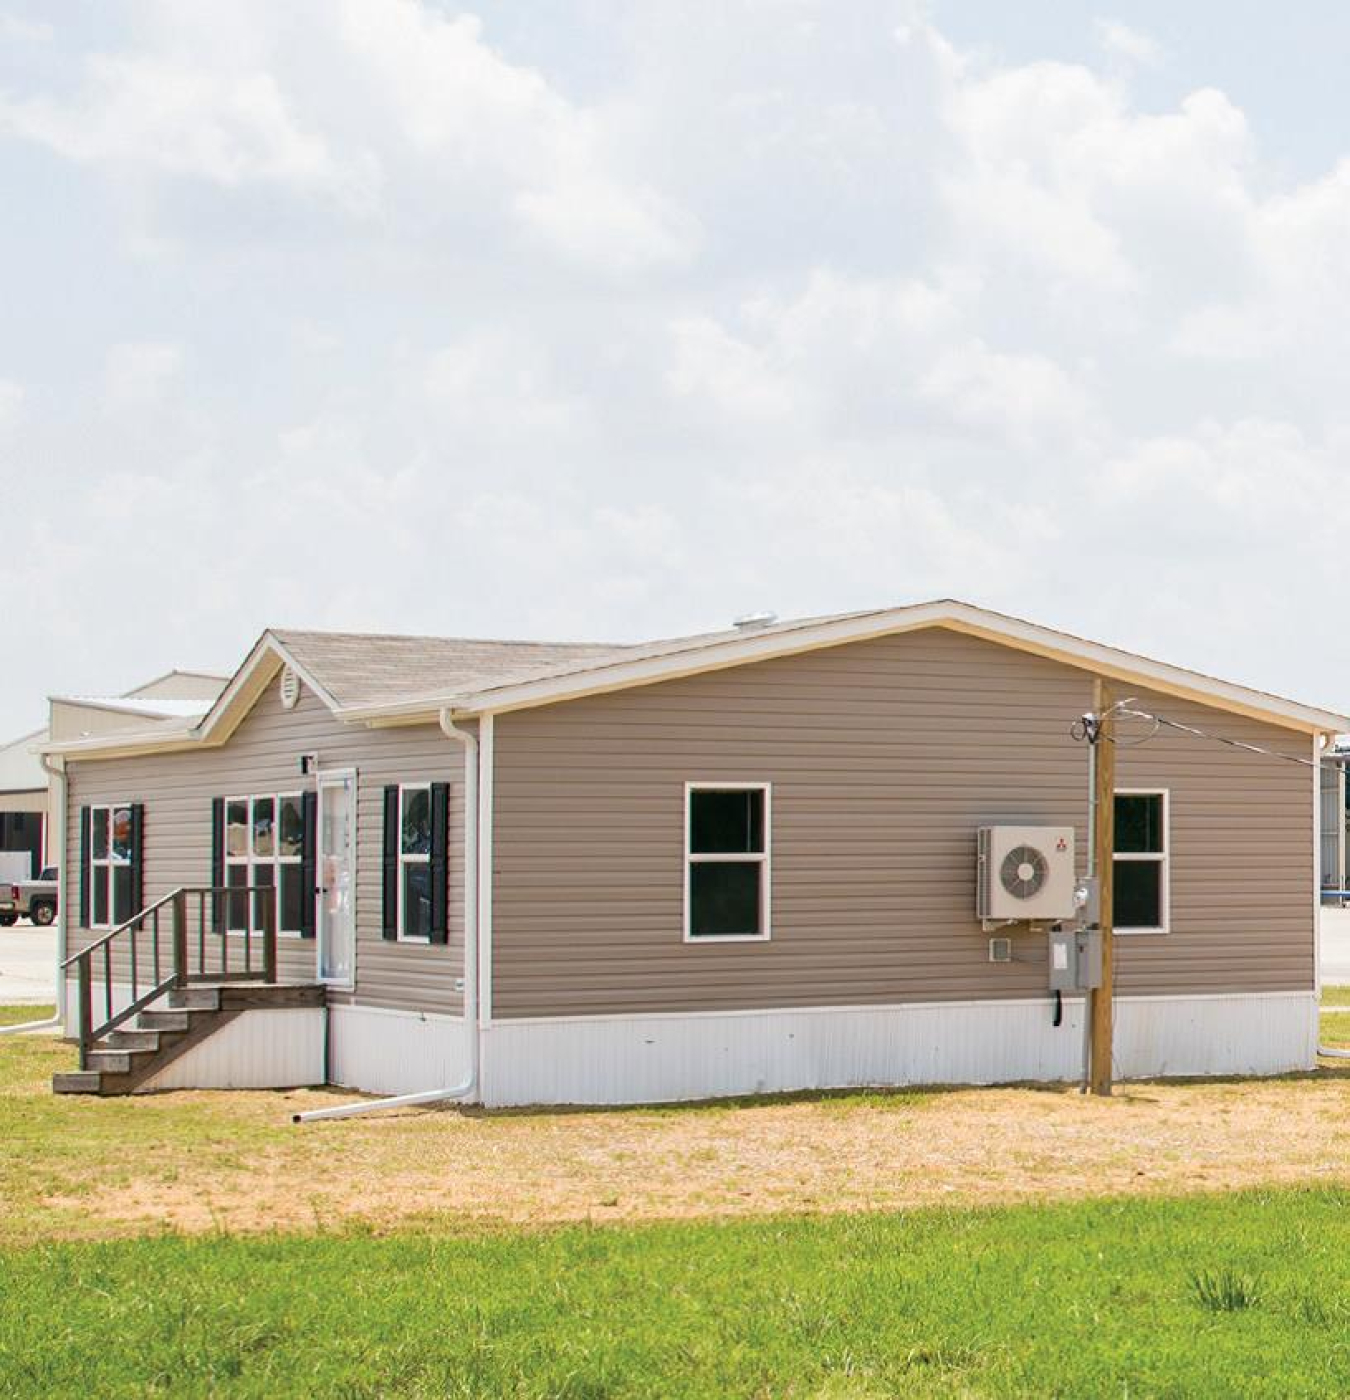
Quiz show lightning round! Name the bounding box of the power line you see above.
[1071,697,1337,771]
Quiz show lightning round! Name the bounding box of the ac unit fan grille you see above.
[999,844,1049,901]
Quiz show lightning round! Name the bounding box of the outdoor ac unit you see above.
[976,825,1076,923]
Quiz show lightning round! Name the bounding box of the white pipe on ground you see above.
[294,709,480,1123]
[0,752,65,1038]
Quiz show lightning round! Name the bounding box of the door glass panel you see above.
[319,776,355,982]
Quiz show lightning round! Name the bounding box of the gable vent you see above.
[279,666,300,710]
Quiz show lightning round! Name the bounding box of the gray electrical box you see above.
[1048,927,1102,992]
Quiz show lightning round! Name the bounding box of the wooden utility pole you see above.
[1088,677,1115,1095]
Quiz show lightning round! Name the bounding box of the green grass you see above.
[1321,987,1350,1009]
[1320,1011,1350,1046]
[7,1190,1350,1397]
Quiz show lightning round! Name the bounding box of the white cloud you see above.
[1095,19,1165,68]
[0,0,696,271]
[102,342,184,411]
[0,379,23,430]
[0,54,372,209]
[0,13,52,43]
[2,3,1350,734]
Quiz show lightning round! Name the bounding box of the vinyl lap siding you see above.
[63,682,467,1015]
[491,628,1314,1018]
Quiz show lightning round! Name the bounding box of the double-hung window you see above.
[685,784,771,940]
[225,794,305,936]
[399,784,433,941]
[89,804,134,928]
[1114,790,1169,933]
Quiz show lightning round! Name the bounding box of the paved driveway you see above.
[0,922,57,1005]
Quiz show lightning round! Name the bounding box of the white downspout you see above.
[0,752,65,1037]
[295,709,480,1122]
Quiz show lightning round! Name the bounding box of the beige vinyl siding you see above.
[63,680,468,1015]
[491,627,1314,1018]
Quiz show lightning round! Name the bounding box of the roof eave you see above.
[447,602,1350,735]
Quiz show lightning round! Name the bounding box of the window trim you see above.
[397,782,432,944]
[1114,787,1170,935]
[683,781,772,943]
[88,802,132,931]
[223,791,305,939]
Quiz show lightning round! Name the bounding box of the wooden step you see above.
[52,982,327,1097]
[85,1047,158,1075]
[137,1009,191,1032]
[168,987,221,1011]
[105,1028,164,1051]
[52,1071,103,1094]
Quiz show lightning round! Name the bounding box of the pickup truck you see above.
[0,867,58,927]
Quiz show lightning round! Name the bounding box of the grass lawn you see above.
[9,1003,1350,1394]
[6,1190,1350,1397]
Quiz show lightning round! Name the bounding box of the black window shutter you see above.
[129,803,145,916]
[78,805,91,928]
[210,797,225,933]
[429,782,450,945]
[382,786,400,940]
[300,791,317,939]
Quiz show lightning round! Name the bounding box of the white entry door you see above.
[317,770,356,985]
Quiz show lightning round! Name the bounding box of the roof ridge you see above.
[270,626,629,649]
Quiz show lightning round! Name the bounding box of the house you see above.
[0,670,227,884]
[39,602,1348,1106]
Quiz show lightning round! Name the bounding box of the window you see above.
[399,785,432,941]
[225,793,305,936]
[685,784,770,940]
[89,804,135,928]
[1114,790,1168,933]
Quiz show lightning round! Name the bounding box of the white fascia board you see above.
[420,601,1350,736]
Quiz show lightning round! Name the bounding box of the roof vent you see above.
[733,611,778,631]
[279,666,300,710]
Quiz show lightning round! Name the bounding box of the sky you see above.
[1,1,1349,737]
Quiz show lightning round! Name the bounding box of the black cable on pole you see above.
[1072,697,1336,771]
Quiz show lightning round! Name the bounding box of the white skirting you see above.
[328,1003,471,1096]
[141,1008,326,1091]
[478,991,1318,1108]
[55,987,1319,1105]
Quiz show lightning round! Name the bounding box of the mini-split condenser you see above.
[976,825,1076,923]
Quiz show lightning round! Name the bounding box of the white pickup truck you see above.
[0,867,58,927]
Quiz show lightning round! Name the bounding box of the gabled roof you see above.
[40,601,1350,762]
[268,630,630,710]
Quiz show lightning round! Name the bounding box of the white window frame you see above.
[1114,787,1170,935]
[224,792,305,938]
[683,781,772,943]
[88,802,132,930]
[397,782,433,944]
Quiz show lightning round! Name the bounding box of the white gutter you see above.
[0,753,65,1037]
[294,708,480,1122]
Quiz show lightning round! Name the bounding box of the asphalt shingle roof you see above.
[269,630,636,710]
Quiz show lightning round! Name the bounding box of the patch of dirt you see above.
[30,1071,1350,1240]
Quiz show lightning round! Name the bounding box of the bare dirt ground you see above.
[15,1052,1350,1243]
